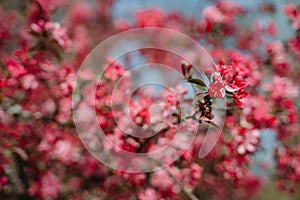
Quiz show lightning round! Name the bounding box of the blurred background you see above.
[0,0,299,199]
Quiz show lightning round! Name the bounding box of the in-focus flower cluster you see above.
[209,62,249,108]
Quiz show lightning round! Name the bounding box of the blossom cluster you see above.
[208,62,249,108]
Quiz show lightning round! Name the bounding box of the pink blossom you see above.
[136,9,164,27]
[138,188,159,200]
[7,58,26,77]
[235,129,260,155]
[268,21,277,36]
[283,4,300,30]
[225,76,249,93]
[289,35,300,62]
[0,176,7,186]
[40,171,61,199]
[243,95,276,128]
[263,76,299,100]
[151,170,174,191]
[203,6,226,23]
[45,22,70,50]
[52,138,79,164]
[22,74,39,90]
[104,59,126,81]
[67,2,93,24]
[266,41,291,76]
[209,81,225,98]
[31,20,71,50]
[214,63,233,77]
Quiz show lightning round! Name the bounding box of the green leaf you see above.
[195,85,208,91]
[194,92,208,103]
[187,78,207,87]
